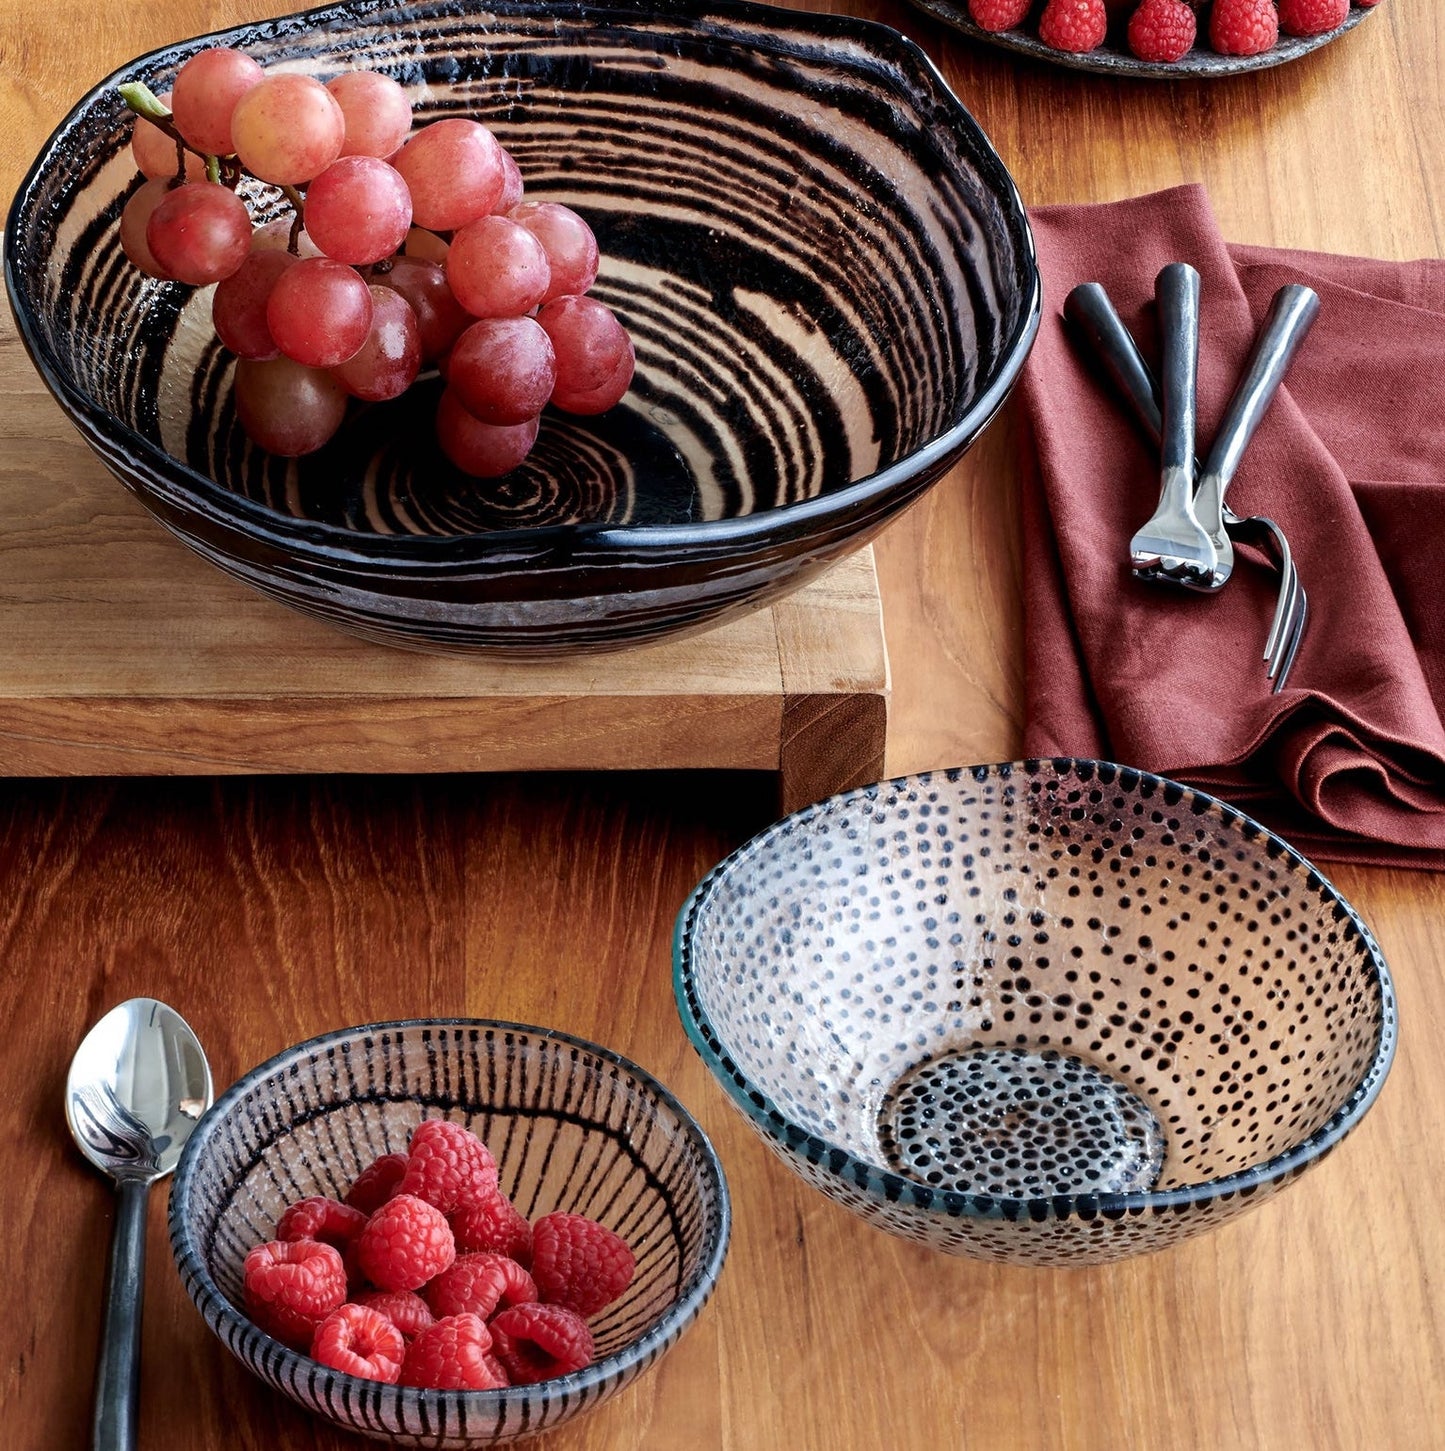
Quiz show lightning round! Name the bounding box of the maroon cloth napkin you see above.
[1021,184,1445,868]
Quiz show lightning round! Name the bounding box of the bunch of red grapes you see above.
[119,48,634,476]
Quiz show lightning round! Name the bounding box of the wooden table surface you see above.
[3,2,1442,1448]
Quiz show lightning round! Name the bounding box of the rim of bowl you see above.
[3,0,1041,572]
[672,758,1398,1225]
[168,1016,732,1416]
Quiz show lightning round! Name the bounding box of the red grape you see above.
[326,70,413,159]
[171,47,264,156]
[233,355,348,456]
[266,257,374,367]
[393,119,504,231]
[146,182,252,285]
[329,286,421,401]
[494,148,523,214]
[550,343,634,415]
[120,178,174,279]
[250,217,324,257]
[231,74,345,185]
[212,250,298,359]
[436,388,539,477]
[304,156,412,266]
[131,92,206,182]
[402,227,449,264]
[537,295,631,395]
[446,215,550,319]
[511,202,598,302]
[448,316,555,425]
[376,256,471,363]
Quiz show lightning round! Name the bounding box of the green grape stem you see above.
[117,81,241,190]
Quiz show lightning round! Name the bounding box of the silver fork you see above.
[1128,263,1217,589]
[1063,282,1309,691]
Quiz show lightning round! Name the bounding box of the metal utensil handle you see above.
[93,1178,149,1451]
[1062,283,1164,444]
[1157,262,1201,483]
[1199,283,1321,492]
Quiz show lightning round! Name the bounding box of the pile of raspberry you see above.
[965,0,1380,63]
[240,1119,636,1390]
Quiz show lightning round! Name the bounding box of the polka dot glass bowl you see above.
[168,1019,730,1446]
[672,761,1397,1266]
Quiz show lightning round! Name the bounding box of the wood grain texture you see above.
[0,290,887,791]
[2,2,1443,1450]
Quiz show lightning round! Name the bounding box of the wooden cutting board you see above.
[0,305,888,811]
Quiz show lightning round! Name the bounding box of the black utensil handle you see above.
[93,1178,149,1451]
[1062,283,1163,443]
[1156,262,1201,479]
[1201,283,1321,488]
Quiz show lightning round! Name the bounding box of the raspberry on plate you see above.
[966,0,1031,31]
[311,1303,406,1383]
[276,1195,368,1252]
[489,1303,595,1385]
[354,1289,437,1340]
[1277,0,1350,36]
[356,1193,457,1293]
[1209,0,1279,54]
[1127,0,1197,61]
[530,1212,635,1319]
[243,1240,347,1350]
[427,1252,538,1321]
[396,1119,499,1214]
[400,1313,509,1390]
[449,1189,534,1267]
[1037,0,1109,52]
[344,1152,408,1215]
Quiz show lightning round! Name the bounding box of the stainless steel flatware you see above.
[66,999,213,1451]
[1063,279,1313,691]
[1128,263,1217,589]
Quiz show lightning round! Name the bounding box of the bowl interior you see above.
[9,0,1035,541]
[681,763,1391,1202]
[175,1022,727,1369]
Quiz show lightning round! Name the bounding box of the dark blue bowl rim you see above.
[4,0,1042,570]
[168,1016,732,1414]
[672,758,1398,1226]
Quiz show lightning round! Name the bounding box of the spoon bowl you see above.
[67,998,212,1451]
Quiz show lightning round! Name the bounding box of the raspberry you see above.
[1277,0,1349,34]
[427,1253,538,1321]
[489,1304,595,1385]
[242,1240,348,1349]
[310,1303,406,1383]
[396,1120,499,1214]
[449,1190,534,1268]
[354,1289,436,1340]
[1127,0,1197,59]
[400,1313,508,1390]
[1037,0,1108,51]
[344,1153,408,1215]
[276,1196,368,1253]
[530,1213,635,1319]
[966,0,1031,30]
[356,1193,457,1292]
[1209,0,1279,54]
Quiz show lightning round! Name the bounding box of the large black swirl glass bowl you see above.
[5,0,1039,654]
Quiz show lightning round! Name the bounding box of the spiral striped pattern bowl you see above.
[4,0,1039,654]
[168,1019,730,1447]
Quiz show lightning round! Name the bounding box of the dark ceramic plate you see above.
[909,1,1375,80]
[4,0,1040,654]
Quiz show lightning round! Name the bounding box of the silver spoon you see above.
[66,999,213,1451]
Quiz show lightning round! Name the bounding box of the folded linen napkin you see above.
[1020,184,1445,868]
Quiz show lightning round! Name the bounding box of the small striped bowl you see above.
[5,0,1039,654]
[168,1020,730,1446]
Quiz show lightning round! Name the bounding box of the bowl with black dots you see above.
[672,759,1396,1266]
